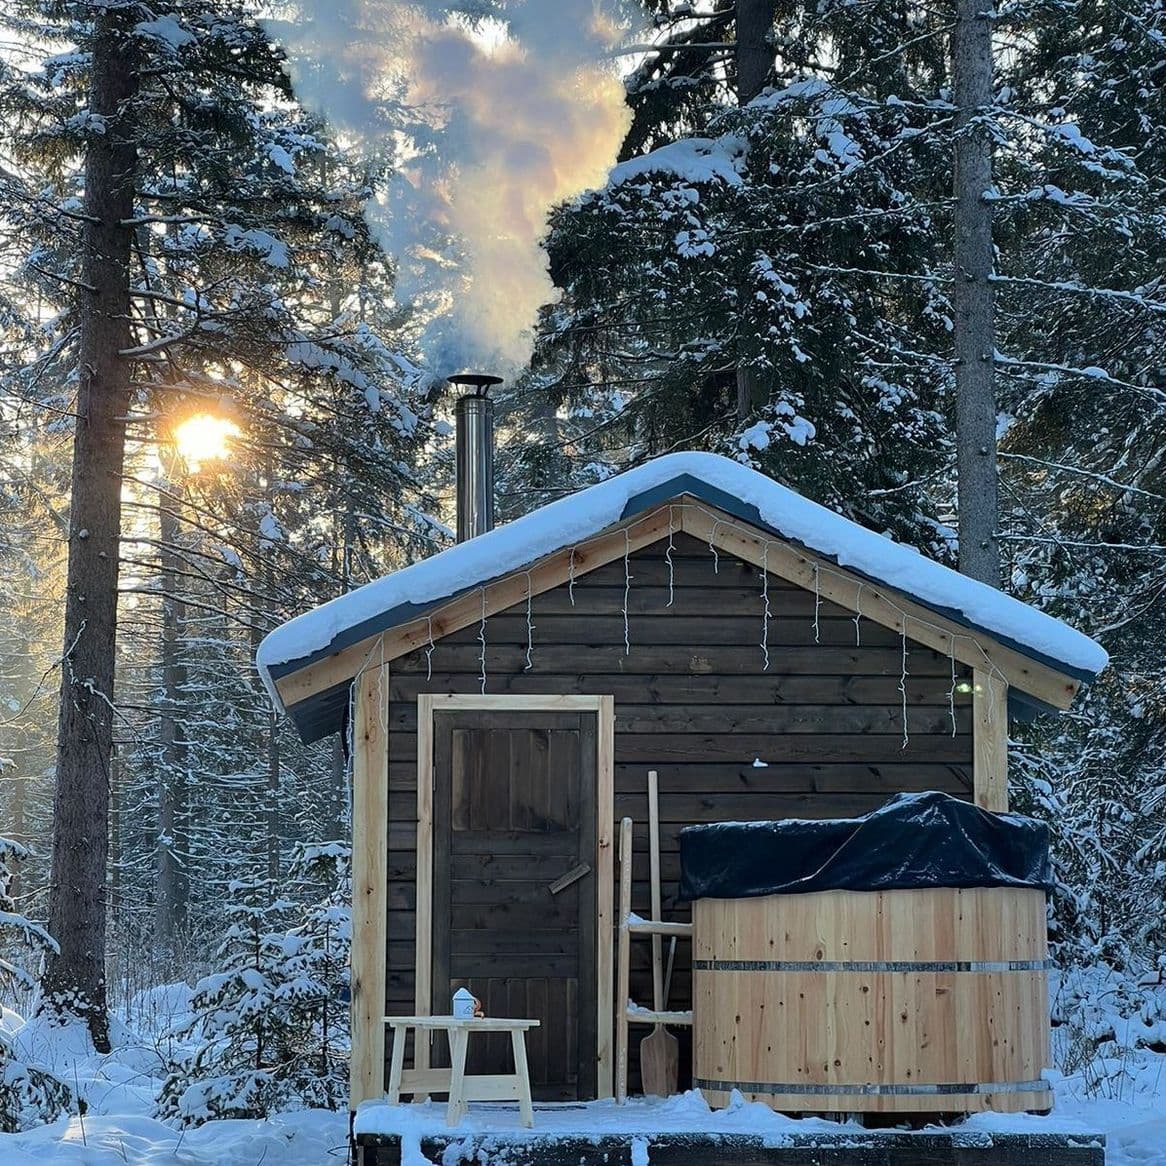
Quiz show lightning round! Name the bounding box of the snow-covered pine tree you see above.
[0,836,72,1132]
[536,0,954,546]
[157,845,350,1124]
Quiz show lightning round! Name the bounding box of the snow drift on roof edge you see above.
[256,451,1108,698]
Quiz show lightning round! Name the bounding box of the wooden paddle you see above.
[640,769,679,1096]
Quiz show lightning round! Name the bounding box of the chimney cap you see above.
[448,372,503,396]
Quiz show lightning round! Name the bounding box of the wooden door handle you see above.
[548,862,591,895]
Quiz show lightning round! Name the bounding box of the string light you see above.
[478,588,487,694]
[761,542,771,671]
[853,583,863,646]
[665,507,676,607]
[378,636,388,733]
[813,563,822,644]
[425,615,435,682]
[899,626,910,750]
[350,635,390,745]
[524,571,535,671]
[623,528,632,655]
[568,546,576,606]
[377,500,1013,714]
[948,646,958,737]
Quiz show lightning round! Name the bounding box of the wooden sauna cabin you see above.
[255,452,1107,1114]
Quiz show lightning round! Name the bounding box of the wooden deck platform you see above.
[352,1101,1105,1166]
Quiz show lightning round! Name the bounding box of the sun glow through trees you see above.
[172,414,240,471]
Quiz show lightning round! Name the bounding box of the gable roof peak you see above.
[257,451,1107,741]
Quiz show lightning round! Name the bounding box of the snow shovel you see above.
[640,769,679,1096]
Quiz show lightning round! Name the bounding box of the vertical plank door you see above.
[433,710,598,1101]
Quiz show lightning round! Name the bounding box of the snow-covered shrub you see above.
[0,837,72,1132]
[157,844,350,1125]
[1050,961,1166,1100]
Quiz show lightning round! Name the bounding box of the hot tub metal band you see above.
[693,1077,1051,1097]
[692,958,1052,973]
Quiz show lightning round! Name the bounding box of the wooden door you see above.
[432,710,598,1101]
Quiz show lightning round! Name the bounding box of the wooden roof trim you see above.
[273,495,1081,712]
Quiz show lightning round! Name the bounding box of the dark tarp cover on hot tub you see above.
[677,791,1051,901]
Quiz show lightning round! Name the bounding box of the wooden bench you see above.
[384,1015,540,1127]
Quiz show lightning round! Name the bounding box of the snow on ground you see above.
[1,988,1163,1164]
[0,1109,349,1165]
[0,990,350,1164]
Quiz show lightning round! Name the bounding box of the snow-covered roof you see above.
[258,452,1107,742]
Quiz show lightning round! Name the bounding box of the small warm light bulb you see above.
[173,414,239,470]
[954,680,975,695]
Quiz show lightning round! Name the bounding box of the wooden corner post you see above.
[973,667,1009,813]
[350,659,390,1108]
[596,695,616,1099]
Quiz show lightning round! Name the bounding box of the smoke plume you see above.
[267,1,632,375]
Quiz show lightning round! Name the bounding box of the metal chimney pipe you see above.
[449,373,502,542]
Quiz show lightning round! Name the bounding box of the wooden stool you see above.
[384,1015,539,1127]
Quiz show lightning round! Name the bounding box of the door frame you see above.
[415,693,615,1098]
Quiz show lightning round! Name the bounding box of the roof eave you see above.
[270,480,1098,743]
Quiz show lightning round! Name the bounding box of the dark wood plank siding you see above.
[383,534,974,1089]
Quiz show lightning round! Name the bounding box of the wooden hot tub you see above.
[681,794,1053,1114]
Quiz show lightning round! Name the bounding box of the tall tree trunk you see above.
[735,0,773,105]
[735,0,775,422]
[41,8,138,1052]
[952,0,1001,585]
[156,482,189,949]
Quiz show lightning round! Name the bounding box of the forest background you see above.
[0,0,1163,1127]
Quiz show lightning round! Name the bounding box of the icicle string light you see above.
[378,636,388,733]
[813,563,822,644]
[349,637,390,772]
[761,542,771,671]
[478,587,487,694]
[568,546,576,606]
[623,528,632,656]
[524,571,535,671]
[948,646,958,737]
[425,615,435,681]
[377,501,1012,701]
[665,507,676,607]
[853,583,863,646]
[899,627,910,750]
